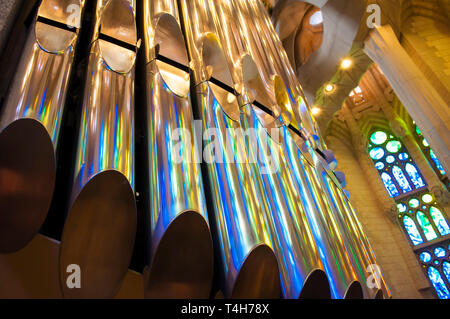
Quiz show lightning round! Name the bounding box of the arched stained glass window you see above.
[381,172,399,198]
[416,211,438,241]
[443,262,450,284]
[369,129,450,299]
[368,130,426,198]
[428,267,450,299]
[392,166,413,193]
[405,164,426,189]
[403,216,424,245]
[413,124,449,190]
[430,206,450,236]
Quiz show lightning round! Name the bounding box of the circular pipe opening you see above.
[344,281,364,299]
[153,13,190,97]
[98,0,137,74]
[145,211,214,299]
[201,33,240,121]
[0,118,56,253]
[59,170,136,299]
[298,269,331,299]
[231,244,281,299]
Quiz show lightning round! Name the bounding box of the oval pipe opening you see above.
[201,33,240,121]
[36,0,81,53]
[273,75,293,127]
[60,170,137,299]
[344,281,364,299]
[152,13,190,97]
[240,54,283,136]
[144,211,214,299]
[230,244,281,299]
[298,269,331,299]
[0,119,56,253]
[98,0,137,74]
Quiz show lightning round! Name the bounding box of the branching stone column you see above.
[364,24,450,175]
[341,103,398,224]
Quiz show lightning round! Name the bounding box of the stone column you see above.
[364,24,450,176]
[341,103,398,223]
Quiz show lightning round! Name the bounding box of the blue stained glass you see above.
[403,216,424,245]
[428,267,450,299]
[405,163,426,189]
[370,147,385,160]
[430,206,450,236]
[381,172,400,197]
[399,153,409,160]
[397,203,407,213]
[417,211,438,241]
[392,166,413,193]
[386,156,395,164]
[375,162,385,170]
[420,252,432,263]
[434,247,446,258]
[443,262,450,284]
[430,150,446,176]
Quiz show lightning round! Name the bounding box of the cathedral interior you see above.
[0,0,449,300]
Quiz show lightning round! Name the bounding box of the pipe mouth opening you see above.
[36,0,82,53]
[230,244,281,299]
[298,269,331,299]
[201,33,240,122]
[273,75,293,126]
[145,211,213,299]
[0,118,56,253]
[60,170,136,299]
[98,0,137,74]
[240,55,283,135]
[152,13,190,97]
[344,281,364,299]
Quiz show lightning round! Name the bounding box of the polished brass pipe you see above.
[238,55,330,299]
[142,0,213,299]
[59,0,138,299]
[322,175,391,299]
[0,0,85,253]
[281,132,364,299]
[180,0,281,298]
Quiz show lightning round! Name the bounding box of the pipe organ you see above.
[0,0,391,299]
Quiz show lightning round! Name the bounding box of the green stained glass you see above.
[430,206,450,236]
[417,211,438,241]
[370,147,385,160]
[386,140,402,153]
[370,131,387,145]
[416,126,422,136]
[409,198,420,208]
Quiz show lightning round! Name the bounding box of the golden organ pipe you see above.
[180,0,281,299]
[0,0,85,253]
[142,0,213,299]
[59,0,138,299]
[238,55,331,299]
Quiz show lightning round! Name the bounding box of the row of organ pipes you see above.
[0,0,391,299]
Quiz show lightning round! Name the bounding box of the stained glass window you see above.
[369,129,450,299]
[428,267,450,299]
[403,216,424,245]
[430,206,450,236]
[368,130,426,198]
[413,123,449,190]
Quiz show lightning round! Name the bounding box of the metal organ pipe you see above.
[0,0,85,254]
[59,0,138,299]
[180,0,281,299]
[142,0,214,299]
